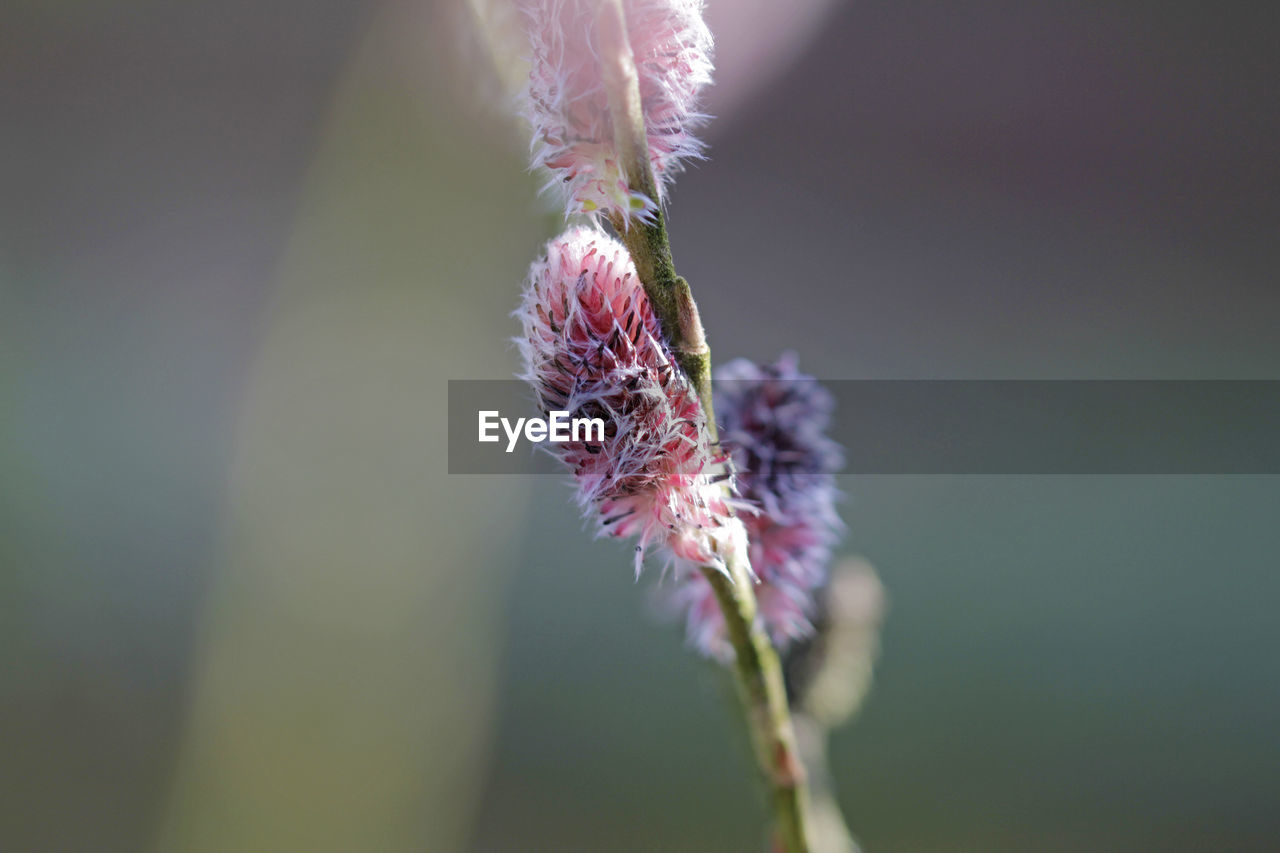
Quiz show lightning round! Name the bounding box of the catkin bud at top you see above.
[519,0,713,223]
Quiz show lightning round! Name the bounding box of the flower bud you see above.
[517,226,740,576]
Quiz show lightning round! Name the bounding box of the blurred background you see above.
[4,1,1279,850]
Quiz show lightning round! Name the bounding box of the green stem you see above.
[611,210,714,430]
[702,561,812,853]
[595,6,811,848]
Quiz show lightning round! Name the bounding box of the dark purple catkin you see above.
[669,353,843,659]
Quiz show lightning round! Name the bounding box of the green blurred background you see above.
[3,1,1279,850]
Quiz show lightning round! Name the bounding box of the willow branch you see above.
[597,3,812,850]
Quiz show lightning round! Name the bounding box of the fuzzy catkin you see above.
[669,355,844,659]
[517,226,744,576]
[519,0,713,222]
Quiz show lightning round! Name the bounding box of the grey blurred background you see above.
[3,1,1279,851]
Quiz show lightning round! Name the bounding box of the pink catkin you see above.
[517,226,743,576]
[519,0,713,222]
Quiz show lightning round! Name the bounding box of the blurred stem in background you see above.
[787,559,888,853]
